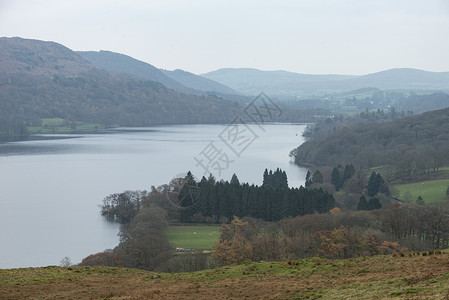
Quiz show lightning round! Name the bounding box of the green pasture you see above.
[164,225,220,250]
[42,118,66,126]
[27,118,102,134]
[393,179,449,203]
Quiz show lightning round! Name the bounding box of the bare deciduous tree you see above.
[60,256,72,267]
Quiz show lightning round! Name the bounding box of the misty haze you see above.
[1,1,449,299]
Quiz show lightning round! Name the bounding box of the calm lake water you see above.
[0,123,308,268]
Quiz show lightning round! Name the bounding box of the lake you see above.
[0,123,308,268]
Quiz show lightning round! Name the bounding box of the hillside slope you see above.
[162,69,240,95]
[77,50,197,94]
[2,253,449,299]
[0,38,241,135]
[78,51,245,102]
[0,37,92,76]
[294,106,449,172]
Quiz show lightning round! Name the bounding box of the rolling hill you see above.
[202,68,354,97]
[202,67,449,98]
[346,68,449,91]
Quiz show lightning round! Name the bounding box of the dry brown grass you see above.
[2,252,449,299]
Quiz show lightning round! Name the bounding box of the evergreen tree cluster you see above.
[305,170,324,187]
[367,171,389,197]
[330,164,355,191]
[180,169,336,222]
[305,164,355,190]
[262,168,288,189]
[357,195,382,211]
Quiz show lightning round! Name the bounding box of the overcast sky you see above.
[1,0,448,75]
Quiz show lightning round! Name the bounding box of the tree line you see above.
[301,163,391,212]
[100,169,336,224]
[177,169,336,223]
[213,201,449,265]
[301,106,413,141]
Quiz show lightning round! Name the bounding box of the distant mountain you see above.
[78,51,244,101]
[0,37,241,135]
[77,50,197,94]
[162,69,239,95]
[201,68,355,97]
[345,68,449,91]
[202,68,449,98]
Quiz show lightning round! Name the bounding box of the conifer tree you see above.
[305,170,312,187]
[368,197,382,210]
[342,163,355,184]
[367,172,385,197]
[312,170,324,184]
[357,195,369,210]
[263,169,269,186]
[331,167,341,191]
[281,170,288,189]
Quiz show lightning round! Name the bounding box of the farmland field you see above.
[26,118,104,134]
[164,225,220,250]
[393,179,449,203]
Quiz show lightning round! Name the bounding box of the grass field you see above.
[27,118,103,134]
[164,225,220,250]
[393,179,449,203]
[2,252,449,299]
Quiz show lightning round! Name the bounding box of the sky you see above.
[0,0,449,75]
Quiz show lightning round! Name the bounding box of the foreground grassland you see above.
[2,252,449,299]
[164,225,220,251]
[393,179,449,203]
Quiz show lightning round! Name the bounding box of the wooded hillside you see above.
[294,106,449,178]
[0,37,241,135]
